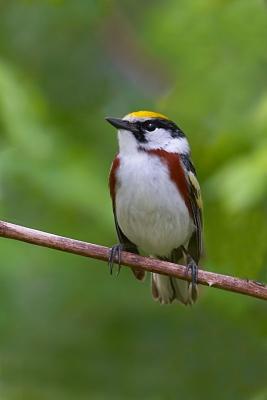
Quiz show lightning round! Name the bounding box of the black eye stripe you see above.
[138,118,185,138]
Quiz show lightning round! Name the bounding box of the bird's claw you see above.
[186,256,198,303]
[108,244,123,276]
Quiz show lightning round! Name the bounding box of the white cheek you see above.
[147,128,170,146]
[144,129,190,154]
[170,137,190,154]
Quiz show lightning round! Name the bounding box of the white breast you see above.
[115,151,194,257]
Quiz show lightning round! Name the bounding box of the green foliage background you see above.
[0,0,266,399]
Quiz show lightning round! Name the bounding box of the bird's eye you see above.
[143,122,156,132]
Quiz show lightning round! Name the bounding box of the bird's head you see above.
[106,111,190,155]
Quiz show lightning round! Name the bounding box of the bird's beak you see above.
[105,117,132,131]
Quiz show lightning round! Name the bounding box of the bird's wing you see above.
[109,157,145,280]
[180,154,203,263]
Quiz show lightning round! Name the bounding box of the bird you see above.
[106,111,203,305]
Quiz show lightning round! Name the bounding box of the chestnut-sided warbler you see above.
[106,111,203,305]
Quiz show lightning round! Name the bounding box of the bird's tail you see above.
[151,273,197,305]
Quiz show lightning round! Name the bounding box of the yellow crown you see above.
[126,110,168,120]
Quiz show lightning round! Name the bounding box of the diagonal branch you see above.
[0,220,266,301]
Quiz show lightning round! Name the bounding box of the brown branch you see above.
[0,220,266,301]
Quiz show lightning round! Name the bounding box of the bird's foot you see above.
[108,244,124,276]
[186,255,199,304]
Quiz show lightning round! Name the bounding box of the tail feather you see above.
[151,273,197,305]
[152,274,176,304]
[151,276,159,299]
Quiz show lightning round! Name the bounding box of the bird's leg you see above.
[108,244,124,276]
[186,255,198,289]
[181,247,199,303]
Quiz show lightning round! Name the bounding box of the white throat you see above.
[118,130,139,154]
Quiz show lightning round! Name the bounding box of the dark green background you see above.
[0,0,266,399]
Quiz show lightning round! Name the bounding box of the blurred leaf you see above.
[207,144,267,211]
[0,60,52,158]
